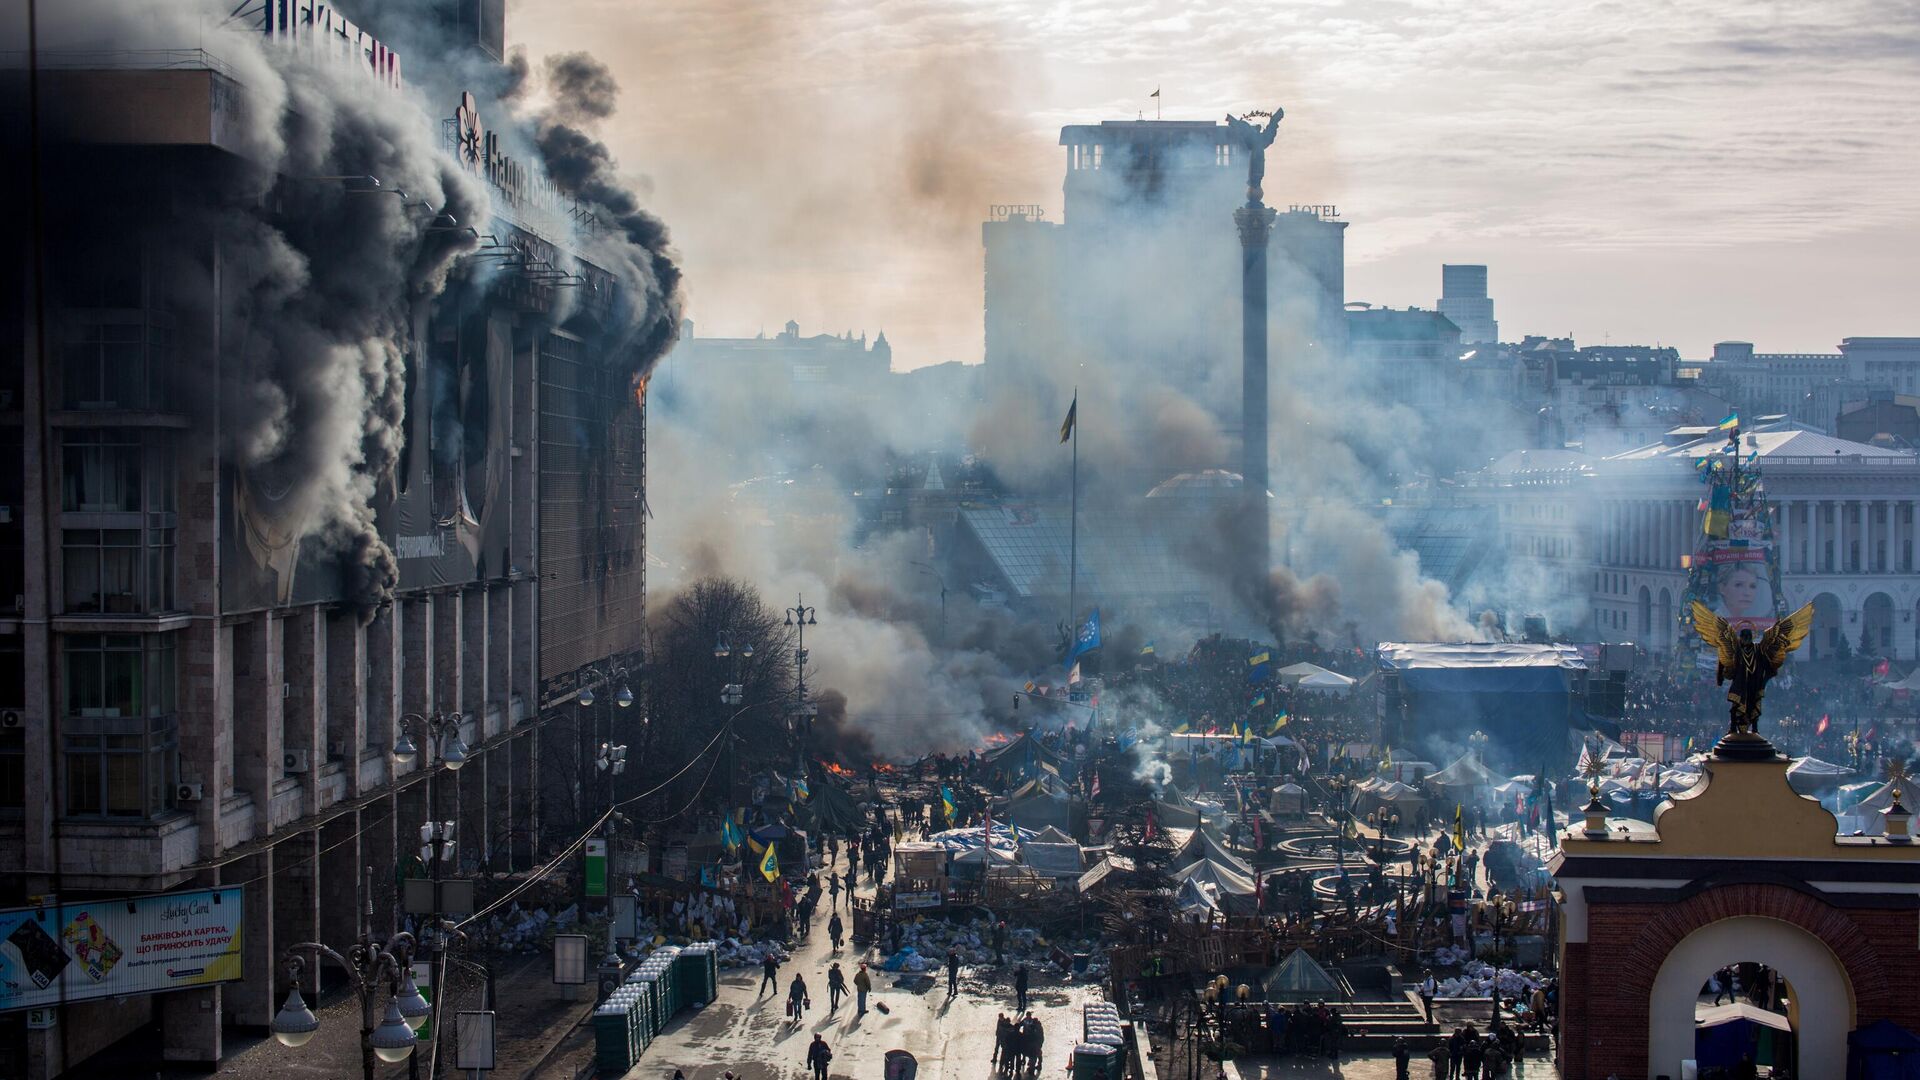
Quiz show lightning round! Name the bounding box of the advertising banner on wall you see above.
[0,888,243,1012]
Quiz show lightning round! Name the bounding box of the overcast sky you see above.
[513,0,1920,367]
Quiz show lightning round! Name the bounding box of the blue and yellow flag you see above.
[1242,723,1257,745]
[1269,712,1290,735]
[790,776,810,802]
[759,842,779,882]
[1248,651,1270,667]
[1718,411,1739,431]
[721,811,745,852]
[1250,693,1268,709]
[941,785,957,821]
[1140,641,1156,656]
[1173,720,1190,734]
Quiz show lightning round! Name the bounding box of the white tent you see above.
[1298,670,1357,694]
[1694,1002,1793,1033]
[1173,857,1256,898]
[1787,756,1854,779]
[1276,662,1340,683]
[1878,668,1920,692]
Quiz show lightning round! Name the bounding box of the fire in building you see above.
[0,2,669,1073]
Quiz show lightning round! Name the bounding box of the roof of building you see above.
[1384,505,1495,591]
[957,501,1220,601]
[1609,428,1914,463]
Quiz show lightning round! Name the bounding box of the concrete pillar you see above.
[462,585,487,733]
[460,748,486,876]
[318,814,363,955]
[486,731,514,874]
[400,598,431,763]
[511,579,536,722]
[433,590,463,718]
[362,793,399,939]
[229,851,276,1026]
[1810,500,1822,573]
[1910,500,1919,573]
[233,615,285,828]
[283,608,324,817]
[487,585,512,734]
[179,620,228,858]
[271,831,321,996]
[326,611,367,796]
[160,986,222,1065]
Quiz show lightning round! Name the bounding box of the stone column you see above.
[1809,500,1822,573]
[229,850,276,1026]
[433,590,463,719]
[233,616,284,831]
[1235,201,1277,584]
[282,608,324,818]
[462,585,487,733]
[325,611,366,796]
[317,813,362,954]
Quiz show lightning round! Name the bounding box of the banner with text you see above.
[0,888,243,1012]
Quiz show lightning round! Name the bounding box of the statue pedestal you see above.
[1711,730,1781,762]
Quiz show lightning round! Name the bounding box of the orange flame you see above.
[633,376,650,408]
[822,761,856,779]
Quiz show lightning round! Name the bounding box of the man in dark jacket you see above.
[805,1034,832,1079]
[1014,964,1030,1013]
[947,948,961,999]
[760,953,779,995]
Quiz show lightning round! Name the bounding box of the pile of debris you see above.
[1433,958,1547,999]
[877,914,1109,982]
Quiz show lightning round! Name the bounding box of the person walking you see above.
[947,948,961,999]
[1394,1036,1412,1080]
[787,972,810,1022]
[805,1033,833,1080]
[828,911,845,951]
[993,920,1008,965]
[760,953,780,996]
[827,962,848,1012]
[1014,963,1029,1014]
[829,871,842,910]
[853,961,872,1016]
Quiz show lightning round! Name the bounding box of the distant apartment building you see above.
[1437,263,1498,344]
[981,119,1347,474]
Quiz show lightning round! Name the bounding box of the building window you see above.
[62,428,143,512]
[62,321,172,411]
[61,527,174,615]
[61,634,177,819]
[0,728,21,812]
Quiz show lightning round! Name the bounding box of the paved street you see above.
[613,859,1103,1079]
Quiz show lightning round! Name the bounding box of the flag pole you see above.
[1069,387,1079,631]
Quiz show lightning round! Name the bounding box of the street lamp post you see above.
[271,926,427,1080]
[392,711,468,1078]
[783,596,819,767]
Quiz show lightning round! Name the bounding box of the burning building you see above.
[0,2,673,1073]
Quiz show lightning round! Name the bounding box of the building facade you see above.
[1436,263,1497,345]
[1464,428,1920,657]
[982,118,1346,463]
[0,37,647,1078]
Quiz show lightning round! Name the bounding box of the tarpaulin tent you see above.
[1172,857,1256,899]
[1270,782,1307,816]
[1175,877,1219,916]
[800,772,870,835]
[1428,752,1506,793]
[1786,756,1855,794]
[1299,670,1357,694]
[1174,828,1253,877]
[1848,1018,1920,1080]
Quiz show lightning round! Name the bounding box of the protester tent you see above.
[799,772,870,835]
[1877,668,1920,692]
[1019,840,1086,878]
[1428,752,1505,794]
[1270,782,1307,817]
[1276,662,1341,684]
[1847,1018,1920,1080]
[1003,780,1081,834]
[1694,1002,1791,1071]
[1266,948,1344,1002]
[1299,670,1357,694]
[983,732,1064,784]
[1374,780,1428,806]
[1172,857,1256,902]
[1786,756,1855,793]
[1175,876,1219,916]
[1837,781,1900,834]
[1174,827,1254,877]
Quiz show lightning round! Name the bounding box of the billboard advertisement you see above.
[0,889,243,1012]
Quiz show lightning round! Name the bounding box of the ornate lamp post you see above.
[783,596,819,764]
[270,929,426,1079]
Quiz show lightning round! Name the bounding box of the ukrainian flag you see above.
[1251,693,1268,709]
[759,842,779,881]
[1718,412,1739,431]
[1140,641,1156,656]
[1173,720,1190,733]
[1269,712,1290,734]
[941,785,957,821]
[721,812,744,852]
[1248,651,1270,667]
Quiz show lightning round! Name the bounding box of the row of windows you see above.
[0,634,179,818]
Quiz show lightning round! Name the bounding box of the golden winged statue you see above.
[1691,600,1815,736]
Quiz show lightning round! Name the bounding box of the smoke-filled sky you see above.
[512,0,1920,366]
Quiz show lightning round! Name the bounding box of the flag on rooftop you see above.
[1718,411,1739,431]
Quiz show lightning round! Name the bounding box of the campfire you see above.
[821,761,857,779]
